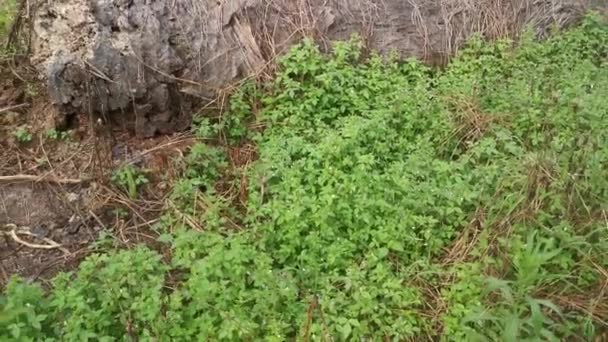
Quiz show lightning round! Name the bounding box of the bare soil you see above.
[0,75,194,286]
[0,182,105,284]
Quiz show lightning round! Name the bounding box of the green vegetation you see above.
[0,0,17,61]
[44,128,70,141]
[0,0,16,39]
[1,14,607,341]
[13,125,32,143]
[111,165,150,199]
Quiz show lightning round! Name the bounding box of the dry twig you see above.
[0,174,90,184]
[0,103,29,114]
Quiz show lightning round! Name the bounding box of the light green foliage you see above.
[247,37,462,339]
[220,81,261,143]
[1,14,607,340]
[13,125,32,143]
[166,143,236,232]
[111,165,149,199]
[435,13,608,340]
[162,231,302,340]
[49,248,167,340]
[183,143,227,186]
[0,248,166,341]
[0,279,50,340]
[441,263,485,340]
[44,128,70,141]
[0,0,17,61]
[0,0,16,39]
[192,117,217,140]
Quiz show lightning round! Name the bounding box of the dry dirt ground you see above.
[0,77,195,286]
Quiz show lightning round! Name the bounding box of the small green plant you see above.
[44,128,70,140]
[192,117,219,140]
[112,207,129,219]
[220,81,260,143]
[91,230,117,250]
[13,126,32,143]
[0,278,50,340]
[111,165,149,199]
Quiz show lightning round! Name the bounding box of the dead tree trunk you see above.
[30,0,591,137]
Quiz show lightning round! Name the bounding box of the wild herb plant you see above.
[111,165,150,199]
[13,125,32,143]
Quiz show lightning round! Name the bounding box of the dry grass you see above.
[440,95,504,153]
[442,208,486,266]
[409,0,586,59]
[543,270,608,328]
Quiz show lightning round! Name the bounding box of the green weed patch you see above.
[2,14,607,341]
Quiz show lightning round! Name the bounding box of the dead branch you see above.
[0,103,29,114]
[0,174,91,184]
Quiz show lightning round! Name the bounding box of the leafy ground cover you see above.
[0,0,16,38]
[1,14,607,341]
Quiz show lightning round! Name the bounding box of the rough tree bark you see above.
[30,0,594,137]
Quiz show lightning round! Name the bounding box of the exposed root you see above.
[2,224,69,254]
